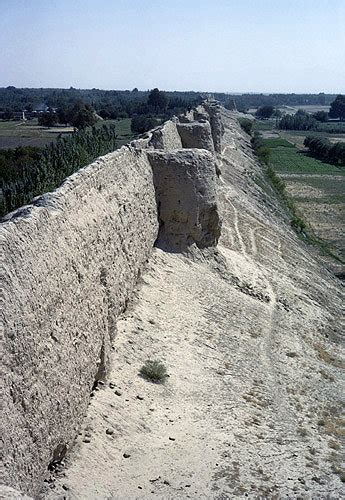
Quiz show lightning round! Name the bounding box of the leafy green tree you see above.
[131,115,157,133]
[65,101,97,129]
[148,88,168,112]
[57,106,68,125]
[255,105,274,119]
[238,118,253,135]
[98,108,111,119]
[318,93,326,105]
[38,111,57,127]
[329,142,345,166]
[250,132,264,150]
[1,124,118,216]
[304,135,345,166]
[236,104,248,113]
[295,109,307,116]
[313,111,328,122]
[329,95,345,121]
[278,113,319,131]
[71,107,97,129]
[257,147,271,165]
[3,109,14,120]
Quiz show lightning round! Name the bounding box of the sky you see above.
[1,0,344,93]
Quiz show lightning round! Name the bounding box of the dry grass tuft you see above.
[139,360,168,383]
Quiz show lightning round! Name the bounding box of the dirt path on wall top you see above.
[43,113,344,499]
[44,243,343,499]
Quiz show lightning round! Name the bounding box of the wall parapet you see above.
[1,101,224,496]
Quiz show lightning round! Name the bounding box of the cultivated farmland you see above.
[0,117,133,150]
[261,136,345,275]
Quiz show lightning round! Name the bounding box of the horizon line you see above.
[0,86,341,95]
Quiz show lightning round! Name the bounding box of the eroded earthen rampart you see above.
[1,101,224,496]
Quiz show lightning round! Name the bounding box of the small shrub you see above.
[251,131,264,150]
[131,114,157,134]
[139,359,168,383]
[290,215,306,233]
[257,147,271,165]
[266,165,286,192]
[238,118,253,135]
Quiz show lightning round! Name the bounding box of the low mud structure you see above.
[1,103,344,498]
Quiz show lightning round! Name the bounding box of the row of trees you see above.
[0,124,118,216]
[3,89,173,133]
[241,120,345,167]
[256,96,344,122]
[1,88,197,217]
[277,109,345,133]
[38,101,97,129]
[304,136,345,166]
[0,86,202,121]
[329,94,345,121]
[309,96,345,123]
[278,110,318,131]
[3,87,341,120]
[222,93,336,113]
[254,96,345,127]
[22,88,191,135]
[130,88,169,133]
[255,105,283,119]
[131,115,157,133]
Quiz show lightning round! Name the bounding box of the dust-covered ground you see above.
[44,110,344,499]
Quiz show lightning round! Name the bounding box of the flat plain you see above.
[0,117,133,149]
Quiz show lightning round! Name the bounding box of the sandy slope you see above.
[44,110,344,499]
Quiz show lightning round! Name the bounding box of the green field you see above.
[283,173,345,201]
[254,117,345,142]
[261,137,294,149]
[267,145,345,176]
[0,119,65,148]
[278,105,331,115]
[261,136,345,270]
[253,119,276,131]
[94,118,134,147]
[107,118,134,146]
[0,118,133,150]
[291,175,345,195]
[280,130,345,150]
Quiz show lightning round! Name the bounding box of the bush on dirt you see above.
[139,360,168,383]
[238,118,253,135]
